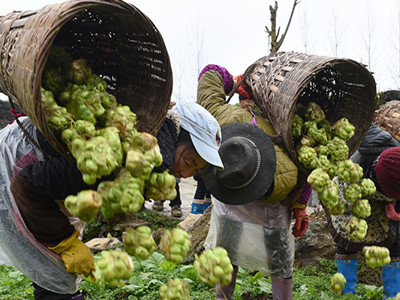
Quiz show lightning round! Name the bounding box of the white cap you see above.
[173,100,224,168]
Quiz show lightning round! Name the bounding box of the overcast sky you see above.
[1,0,399,103]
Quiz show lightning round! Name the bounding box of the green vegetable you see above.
[343,183,362,203]
[360,178,376,198]
[327,200,345,215]
[330,273,346,295]
[327,137,349,163]
[346,216,368,240]
[307,168,330,193]
[66,58,92,85]
[332,118,355,141]
[145,170,177,201]
[298,146,318,169]
[193,247,234,287]
[351,199,371,219]
[318,180,339,210]
[292,113,304,138]
[41,87,73,133]
[123,226,157,260]
[363,246,391,268]
[98,168,145,218]
[160,228,191,264]
[104,105,138,142]
[303,101,325,123]
[159,278,191,300]
[336,160,363,183]
[305,121,328,145]
[93,249,134,288]
[64,189,102,222]
[75,135,120,185]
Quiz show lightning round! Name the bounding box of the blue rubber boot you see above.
[191,199,204,214]
[382,261,400,299]
[336,259,357,294]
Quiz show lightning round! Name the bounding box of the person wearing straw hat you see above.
[197,64,311,300]
[326,123,400,298]
[0,99,223,299]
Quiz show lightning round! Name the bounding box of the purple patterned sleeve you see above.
[198,64,233,95]
[298,183,311,205]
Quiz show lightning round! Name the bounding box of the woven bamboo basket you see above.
[0,0,172,158]
[243,51,377,173]
[374,100,400,142]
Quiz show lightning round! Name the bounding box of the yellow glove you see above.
[48,229,95,277]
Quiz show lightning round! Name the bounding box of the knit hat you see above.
[172,100,224,169]
[374,147,400,199]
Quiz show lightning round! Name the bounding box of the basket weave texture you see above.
[0,0,172,158]
[374,100,400,142]
[243,51,377,173]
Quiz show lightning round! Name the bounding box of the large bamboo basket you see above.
[374,100,400,142]
[0,0,172,158]
[243,51,377,173]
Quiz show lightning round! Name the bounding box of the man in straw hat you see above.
[327,123,400,298]
[197,64,311,300]
[0,99,223,299]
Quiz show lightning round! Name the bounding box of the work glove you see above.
[48,229,95,277]
[292,207,309,237]
[233,74,251,99]
[386,201,400,221]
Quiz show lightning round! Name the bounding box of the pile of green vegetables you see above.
[292,102,394,295]
[41,45,235,293]
[292,101,376,242]
[41,45,176,222]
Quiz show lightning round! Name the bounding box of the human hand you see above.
[386,201,400,221]
[292,208,309,237]
[48,230,95,276]
[233,74,251,99]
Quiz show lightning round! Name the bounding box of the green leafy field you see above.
[0,255,385,300]
[0,211,387,300]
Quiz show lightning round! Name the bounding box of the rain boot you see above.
[216,265,238,300]
[191,199,204,214]
[336,258,357,294]
[382,261,400,299]
[271,277,292,300]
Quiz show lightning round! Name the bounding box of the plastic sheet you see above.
[0,117,80,294]
[205,197,294,278]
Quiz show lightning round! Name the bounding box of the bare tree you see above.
[328,9,344,57]
[300,0,311,54]
[361,4,377,72]
[265,0,299,53]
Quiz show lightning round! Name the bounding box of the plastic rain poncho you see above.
[205,197,295,278]
[0,117,81,294]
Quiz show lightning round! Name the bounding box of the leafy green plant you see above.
[0,255,386,300]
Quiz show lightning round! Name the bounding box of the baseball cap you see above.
[172,100,224,169]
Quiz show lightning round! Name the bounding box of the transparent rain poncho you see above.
[0,117,81,294]
[205,197,295,278]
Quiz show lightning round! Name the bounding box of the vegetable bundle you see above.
[93,249,134,288]
[41,45,176,221]
[123,226,158,260]
[193,247,234,287]
[160,228,192,264]
[159,278,191,300]
[293,101,376,241]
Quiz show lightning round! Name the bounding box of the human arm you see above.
[197,65,254,126]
